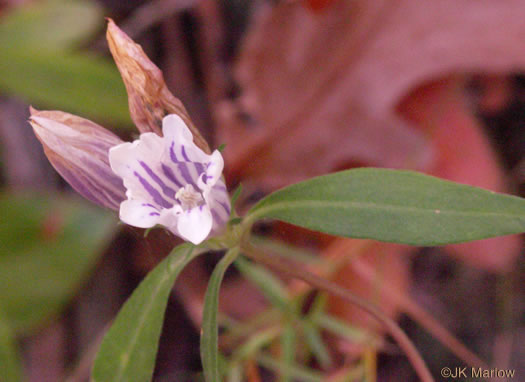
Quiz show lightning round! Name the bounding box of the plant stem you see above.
[241,242,434,382]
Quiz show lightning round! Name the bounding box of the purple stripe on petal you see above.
[142,203,156,208]
[211,201,229,222]
[194,162,205,173]
[85,162,126,202]
[83,167,125,205]
[219,200,231,215]
[58,166,100,206]
[161,164,183,188]
[54,161,120,210]
[80,172,120,210]
[181,146,190,161]
[139,161,176,199]
[213,183,227,192]
[149,212,160,216]
[133,171,172,208]
[102,187,126,208]
[176,163,198,187]
[211,208,224,225]
[170,142,180,163]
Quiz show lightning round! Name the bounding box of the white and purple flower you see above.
[109,114,231,244]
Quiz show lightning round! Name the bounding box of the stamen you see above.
[175,184,203,210]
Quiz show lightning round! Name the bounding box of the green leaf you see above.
[246,168,525,245]
[92,243,204,382]
[201,248,239,382]
[0,0,131,125]
[313,314,377,345]
[231,327,280,362]
[226,364,243,382]
[302,321,333,369]
[0,48,131,126]
[251,236,322,265]
[229,184,243,217]
[280,323,295,382]
[234,257,290,313]
[0,192,115,332]
[256,353,323,382]
[0,0,102,50]
[0,312,23,382]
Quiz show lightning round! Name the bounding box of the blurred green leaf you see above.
[201,248,239,382]
[226,364,243,382]
[231,327,280,362]
[0,48,130,126]
[303,321,333,369]
[280,323,295,382]
[229,183,242,218]
[256,353,322,382]
[0,0,102,50]
[251,236,322,265]
[314,314,376,345]
[235,257,290,313]
[247,168,525,245]
[0,312,23,382]
[0,192,115,333]
[92,243,204,382]
[0,0,131,126]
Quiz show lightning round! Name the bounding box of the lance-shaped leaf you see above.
[29,109,126,210]
[245,168,525,246]
[106,19,210,154]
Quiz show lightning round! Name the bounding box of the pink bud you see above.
[29,108,126,210]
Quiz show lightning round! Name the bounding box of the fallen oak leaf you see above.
[222,0,525,186]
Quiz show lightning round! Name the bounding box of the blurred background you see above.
[0,0,524,381]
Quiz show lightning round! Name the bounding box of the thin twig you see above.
[349,256,488,368]
[241,242,435,382]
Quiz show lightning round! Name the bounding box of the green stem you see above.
[200,247,240,382]
[241,242,434,382]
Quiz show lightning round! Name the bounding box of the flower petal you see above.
[109,135,178,209]
[119,200,162,228]
[162,114,210,164]
[199,150,224,189]
[206,179,231,234]
[109,132,164,178]
[176,205,213,244]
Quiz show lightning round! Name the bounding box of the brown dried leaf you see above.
[324,239,410,333]
[218,1,432,187]
[221,0,525,185]
[106,19,210,153]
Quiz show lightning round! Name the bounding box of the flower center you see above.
[175,184,203,210]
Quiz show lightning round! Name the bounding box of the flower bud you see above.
[29,108,126,210]
[106,19,211,154]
